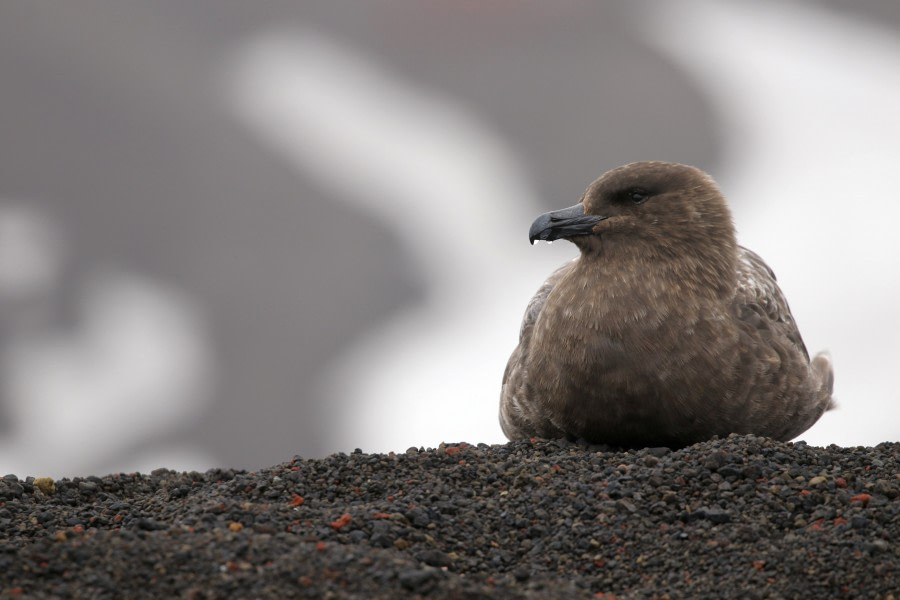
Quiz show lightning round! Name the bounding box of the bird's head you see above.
[529,161,736,261]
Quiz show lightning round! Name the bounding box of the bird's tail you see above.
[812,351,836,411]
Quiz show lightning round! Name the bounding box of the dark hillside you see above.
[1,435,897,598]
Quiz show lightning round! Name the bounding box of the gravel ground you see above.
[1,434,898,599]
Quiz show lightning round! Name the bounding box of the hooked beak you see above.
[528,203,607,245]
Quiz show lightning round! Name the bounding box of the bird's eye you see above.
[628,189,650,204]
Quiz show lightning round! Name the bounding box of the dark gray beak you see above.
[529,203,606,245]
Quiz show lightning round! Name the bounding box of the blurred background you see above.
[1,0,898,478]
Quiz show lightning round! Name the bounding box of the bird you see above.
[500,161,834,448]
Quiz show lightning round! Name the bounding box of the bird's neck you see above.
[578,238,738,301]
[565,250,738,321]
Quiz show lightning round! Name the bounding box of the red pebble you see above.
[290,494,305,507]
[445,446,461,456]
[850,493,871,506]
[330,513,352,530]
[835,477,847,488]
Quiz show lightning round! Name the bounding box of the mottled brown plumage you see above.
[500,161,834,447]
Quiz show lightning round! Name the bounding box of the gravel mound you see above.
[1,435,898,598]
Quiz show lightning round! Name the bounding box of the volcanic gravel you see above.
[1,435,898,598]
